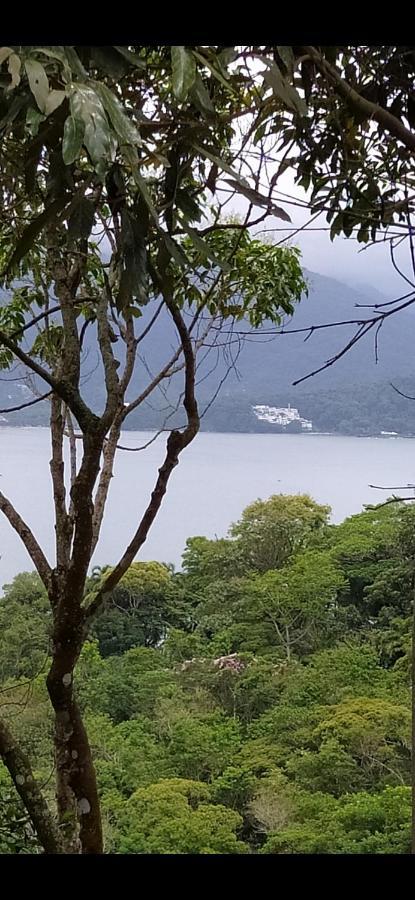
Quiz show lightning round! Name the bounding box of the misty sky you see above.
[230,167,413,300]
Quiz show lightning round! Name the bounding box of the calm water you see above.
[0,427,414,588]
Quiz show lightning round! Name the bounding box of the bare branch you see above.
[0,327,99,432]
[96,287,121,424]
[0,491,52,589]
[91,420,121,556]
[0,391,51,414]
[85,275,200,621]
[390,382,415,401]
[50,393,70,571]
[65,407,77,529]
[136,300,164,346]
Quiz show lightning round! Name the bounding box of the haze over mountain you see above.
[1,269,414,435]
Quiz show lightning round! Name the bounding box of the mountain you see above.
[1,270,415,435]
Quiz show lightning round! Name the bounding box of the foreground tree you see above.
[0,46,306,853]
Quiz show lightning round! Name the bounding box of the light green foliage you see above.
[0,573,50,680]
[1,494,413,854]
[114,779,248,854]
[0,767,40,854]
[210,766,256,812]
[285,738,363,796]
[165,713,241,782]
[262,786,411,854]
[161,627,211,665]
[181,536,251,589]
[247,643,410,793]
[244,550,345,657]
[76,644,176,723]
[324,505,406,604]
[314,697,411,786]
[229,494,331,572]
[192,550,344,659]
[85,714,173,797]
[178,228,307,327]
[89,562,174,656]
[278,643,406,709]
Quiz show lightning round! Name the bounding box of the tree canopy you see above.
[1,495,413,854]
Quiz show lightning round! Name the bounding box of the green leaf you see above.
[129,163,160,226]
[1,197,69,279]
[223,178,291,222]
[171,46,196,102]
[26,107,45,137]
[263,63,307,116]
[63,47,87,79]
[176,190,203,223]
[190,73,216,116]
[218,48,238,69]
[277,46,295,74]
[113,46,146,70]
[62,115,85,165]
[0,47,13,65]
[192,143,250,190]
[25,59,49,112]
[90,46,128,80]
[182,224,231,272]
[35,46,67,63]
[8,53,21,89]
[330,212,344,241]
[0,94,26,129]
[44,89,65,116]
[126,305,143,318]
[117,208,148,309]
[274,157,295,180]
[92,81,141,147]
[34,46,71,81]
[193,50,233,91]
[163,234,191,268]
[70,85,111,167]
[67,197,95,241]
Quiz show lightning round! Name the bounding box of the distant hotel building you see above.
[252,403,312,431]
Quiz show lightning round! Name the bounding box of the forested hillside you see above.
[1,495,412,854]
[2,270,414,435]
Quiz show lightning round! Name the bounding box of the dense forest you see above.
[1,494,412,854]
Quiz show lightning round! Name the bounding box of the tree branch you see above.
[0,327,99,432]
[85,283,200,621]
[304,45,415,154]
[96,289,121,425]
[0,491,52,589]
[0,715,64,854]
[50,393,70,571]
[0,391,51,413]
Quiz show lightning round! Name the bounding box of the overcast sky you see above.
[228,166,413,301]
[281,170,413,297]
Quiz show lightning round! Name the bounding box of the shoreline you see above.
[0,425,413,440]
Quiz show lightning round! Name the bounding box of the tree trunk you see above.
[46,600,103,854]
[0,716,64,854]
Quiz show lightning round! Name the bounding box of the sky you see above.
[229,168,413,301]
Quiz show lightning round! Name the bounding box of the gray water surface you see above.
[1,428,414,588]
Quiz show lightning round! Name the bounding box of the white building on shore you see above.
[252,403,312,430]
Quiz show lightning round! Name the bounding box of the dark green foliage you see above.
[1,495,413,853]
